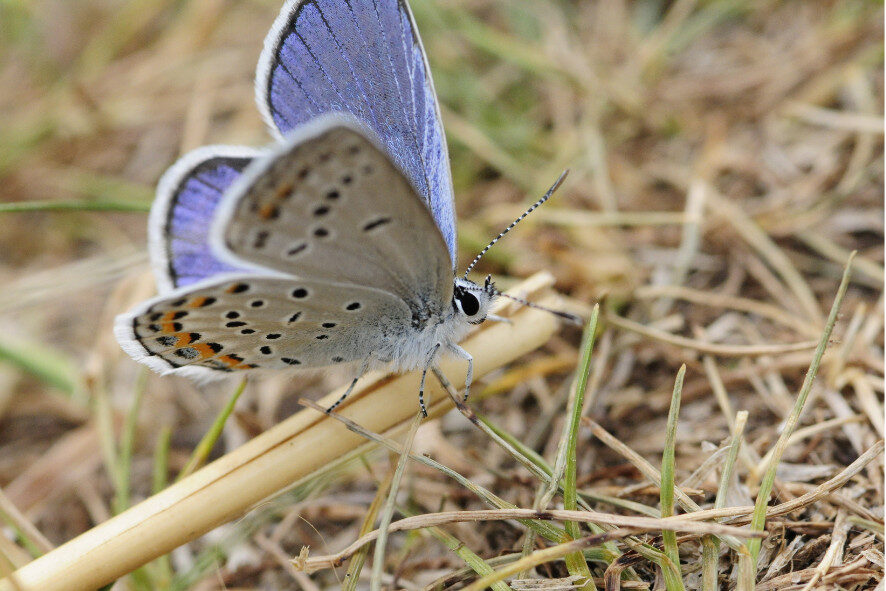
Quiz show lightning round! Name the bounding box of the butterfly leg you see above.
[418,344,442,417]
[418,367,430,418]
[448,344,474,402]
[326,357,371,413]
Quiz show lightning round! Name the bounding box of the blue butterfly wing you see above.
[255,0,456,265]
[149,147,261,292]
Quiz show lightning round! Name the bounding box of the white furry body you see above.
[367,303,475,373]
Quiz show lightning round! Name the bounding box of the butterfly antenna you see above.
[462,170,569,279]
[463,280,583,326]
[493,290,583,326]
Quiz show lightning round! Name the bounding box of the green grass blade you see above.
[148,426,173,589]
[702,411,748,590]
[406,505,512,591]
[748,253,855,561]
[114,369,147,514]
[177,378,248,480]
[660,365,686,586]
[152,426,171,495]
[0,334,82,396]
[0,200,151,213]
[562,305,600,590]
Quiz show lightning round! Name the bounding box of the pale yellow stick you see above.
[0,273,564,591]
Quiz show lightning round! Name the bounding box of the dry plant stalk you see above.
[0,273,566,591]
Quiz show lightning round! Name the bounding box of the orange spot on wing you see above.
[219,355,247,369]
[275,183,293,200]
[161,322,178,333]
[191,343,220,359]
[258,203,279,220]
[172,333,199,347]
[189,297,209,308]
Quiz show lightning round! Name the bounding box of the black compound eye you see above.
[457,291,480,316]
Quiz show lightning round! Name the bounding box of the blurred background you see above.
[0,0,882,589]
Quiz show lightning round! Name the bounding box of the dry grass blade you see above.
[702,410,748,591]
[460,530,644,591]
[765,440,884,520]
[799,510,851,591]
[634,285,819,339]
[293,508,763,573]
[706,189,824,324]
[408,507,513,591]
[582,419,701,513]
[369,412,421,591]
[297,398,565,543]
[341,458,395,591]
[0,489,52,557]
[603,312,818,356]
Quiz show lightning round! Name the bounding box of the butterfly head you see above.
[453,275,497,325]
[450,171,581,328]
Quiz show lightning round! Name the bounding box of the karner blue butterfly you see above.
[115,0,573,415]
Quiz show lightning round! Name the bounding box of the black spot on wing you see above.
[362,217,392,232]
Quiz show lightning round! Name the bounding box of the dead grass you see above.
[0,0,882,589]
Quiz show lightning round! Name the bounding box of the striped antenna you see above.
[462,278,583,326]
[462,170,569,279]
[494,290,583,325]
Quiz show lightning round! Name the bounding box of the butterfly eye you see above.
[456,291,480,317]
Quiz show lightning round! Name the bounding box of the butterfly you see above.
[115,0,570,415]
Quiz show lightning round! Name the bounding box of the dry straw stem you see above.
[0,272,564,591]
